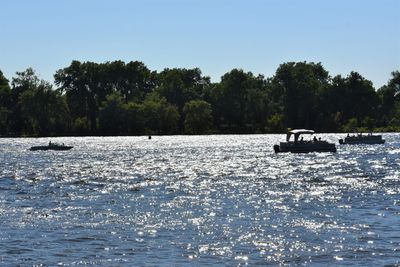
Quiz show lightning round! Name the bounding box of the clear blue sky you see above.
[1,0,399,88]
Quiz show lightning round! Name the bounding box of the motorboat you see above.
[30,142,73,151]
[339,133,385,145]
[274,129,336,153]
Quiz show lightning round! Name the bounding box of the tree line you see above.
[0,60,399,136]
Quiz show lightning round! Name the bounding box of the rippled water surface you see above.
[1,134,400,266]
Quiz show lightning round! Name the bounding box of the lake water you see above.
[1,134,399,266]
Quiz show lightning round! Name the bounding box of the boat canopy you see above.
[286,129,315,142]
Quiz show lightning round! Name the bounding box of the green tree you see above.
[0,70,11,135]
[98,92,147,136]
[122,101,145,135]
[183,100,213,134]
[142,94,179,134]
[0,70,11,103]
[55,61,111,133]
[9,68,40,134]
[19,80,70,135]
[245,75,271,132]
[55,60,157,134]
[214,69,269,132]
[377,85,396,126]
[156,68,208,104]
[346,72,379,122]
[156,68,210,130]
[119,60,156,102]
[319,72,379,131]
[217,69,249,129]
[100,60,156,102]
[5,68,71,136]
[388,71,400,93]
[271,62,329,130]
[98,93,125,135]
[55,61,93,131]
[318,75,348,131]
[381,71,400,128]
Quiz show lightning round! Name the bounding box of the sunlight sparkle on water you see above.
[0,134,400,265]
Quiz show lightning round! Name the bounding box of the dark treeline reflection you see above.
[0,61,399,136]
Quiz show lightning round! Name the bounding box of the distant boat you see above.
[274,129,336,153]
[30,142,73,151]
[339,133,385,145]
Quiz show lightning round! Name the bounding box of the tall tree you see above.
[55,61,106,132]
[388,71,400,93]
[271,62,329,130]
[0,70,11,135]
[55,61,91,132]
[98,92,125,135]
[101,60,156,102]
[156,68,206,107]
[120,60,156,102]
[19,82,70,135]
[10,68,42,134]
[55,60,156,134]
[379,71,400,127]
[214,69,268,132]
[346,71,379,124]
[318,71,380,131]
[183,100,213,134]
[7,68,70,135]
[142,93,180,134]
[156,68,210,129]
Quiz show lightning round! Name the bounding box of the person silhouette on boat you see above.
[313,136,317,142]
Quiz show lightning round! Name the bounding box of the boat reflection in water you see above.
[29,141,73,151]
[339,133,385,145]
[274,129,336,153]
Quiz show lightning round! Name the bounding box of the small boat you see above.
[30,142,73,151]
[274,129,336,153]
[339,133,385,145]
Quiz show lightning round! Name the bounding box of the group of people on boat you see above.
[298,136,321,143]
[274,129,385,153]
[346,133,373,138]
[49,141,66,147]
